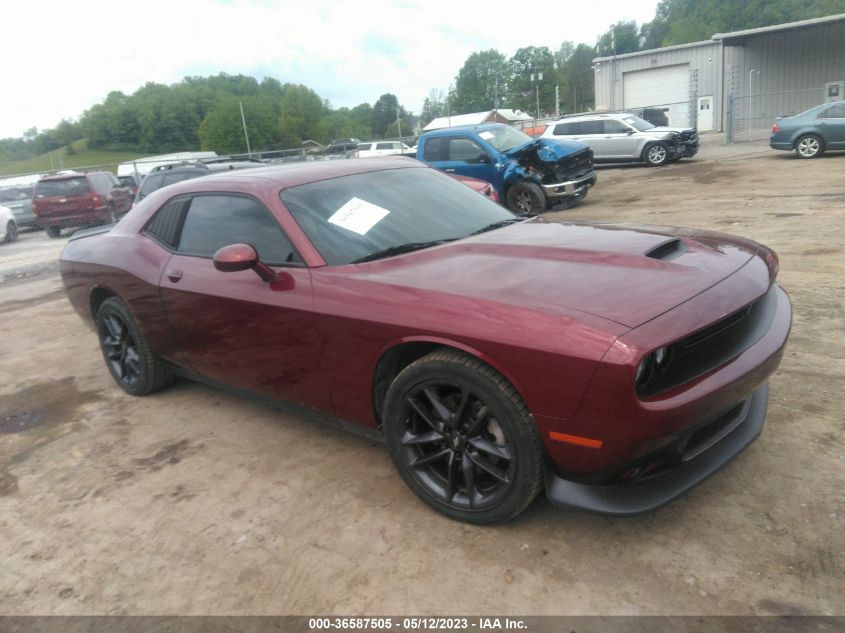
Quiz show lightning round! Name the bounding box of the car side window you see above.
[139,174,165,198]
[604,120,630,134]
[579,121,604,135]
[448,138,485,162]
[177,194,300,266]
[376,142,393,150]
[553,122,578,135]
[819,105,845,119]
[422,137,449,161]
[162,172,191,187]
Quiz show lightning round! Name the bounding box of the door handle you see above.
[444,168,456,172]
[166,269,183,283]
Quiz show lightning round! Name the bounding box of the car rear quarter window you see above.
[35,177,90,198]
[177,194,299,265]
[144,197,190,248]
[138,174,165,199]
[422,137,449,161]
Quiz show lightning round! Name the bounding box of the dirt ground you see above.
[0,137,842,616]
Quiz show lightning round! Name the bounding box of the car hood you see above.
[503,138,590,163]
[352,220,761,329]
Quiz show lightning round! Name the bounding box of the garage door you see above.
[623,64,690,128]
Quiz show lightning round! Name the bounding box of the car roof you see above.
[155,157,426,195]
[38,172,100,182]
[423,123,512,137]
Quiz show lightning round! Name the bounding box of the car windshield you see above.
[34,177,90,198]
[481,126,534,152]
[281,167,514,265]
[622,115,655,131]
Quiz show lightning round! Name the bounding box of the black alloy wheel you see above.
[46,226,61,238]
[95,297,173,396]
[505,181,545,216]
[384,350,543,524]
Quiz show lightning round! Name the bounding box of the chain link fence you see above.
[726,87,827,143]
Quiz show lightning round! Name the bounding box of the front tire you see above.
[95,297,174,396]
[4,220,17,243]
[383,349,544,524]
[46,226,61,238]
[505,181,545,216]
[643,142,669,166]
[795,134,823,159]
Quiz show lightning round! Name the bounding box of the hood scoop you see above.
[646,238,688,261]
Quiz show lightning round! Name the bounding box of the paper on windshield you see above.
[328,197,390,235]
[478,131,494,140]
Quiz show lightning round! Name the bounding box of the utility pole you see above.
[396,106,402,139]
[555,84,560,117]
[239,101,252,156]
[530,68,543,120]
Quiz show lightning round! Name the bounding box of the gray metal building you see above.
[593,13,845,140]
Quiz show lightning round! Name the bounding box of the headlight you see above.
[636,346,672,388]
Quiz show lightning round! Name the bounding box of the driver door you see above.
[156,193,327,409]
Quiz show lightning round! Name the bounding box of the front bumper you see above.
[542,172,597,199]
[545,383,767,516]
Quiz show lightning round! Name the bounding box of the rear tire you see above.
[95,297,174,396]
[795,134,823,159]
[505,181,545,216]
[383,349,544,524]
[4,221,17,243]
[46,226,61,238]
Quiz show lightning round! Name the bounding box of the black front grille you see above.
[639,286,777,397]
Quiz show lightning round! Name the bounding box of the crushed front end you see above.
[505,139,597,202]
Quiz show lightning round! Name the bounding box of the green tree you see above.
[279,83,325,144]
[508,46,558,117]
[642,0,845,48]
[451,50,510,114]
[372,94,405,138]
[559,44,596,113]
[597,21,642,56]
[198,96,280,153]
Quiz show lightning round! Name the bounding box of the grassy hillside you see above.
[0,139,146,177]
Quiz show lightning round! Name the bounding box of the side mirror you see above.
[626,130,635,135]
[213,243,258,273]
[213,243,294,289]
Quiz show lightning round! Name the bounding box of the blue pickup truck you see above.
[416,123,596,215]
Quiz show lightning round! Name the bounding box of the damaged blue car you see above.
[416,123,596,215]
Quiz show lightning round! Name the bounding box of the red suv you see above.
[33,171,133,238]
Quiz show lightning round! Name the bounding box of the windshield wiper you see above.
[469,218,523,235]
[351,239,457,264]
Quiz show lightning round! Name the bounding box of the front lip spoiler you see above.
[544,382,768,516]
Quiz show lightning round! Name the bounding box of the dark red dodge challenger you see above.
[60,159,792,524]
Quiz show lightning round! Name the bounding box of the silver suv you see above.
[542,112,698,166]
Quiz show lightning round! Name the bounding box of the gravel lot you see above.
[0,136,842,616]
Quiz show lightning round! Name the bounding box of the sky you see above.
[0,0,660,139]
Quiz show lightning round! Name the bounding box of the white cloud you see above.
[0,0,659,138]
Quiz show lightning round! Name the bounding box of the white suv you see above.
[356,141,415,158]
[542,112,698,167]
